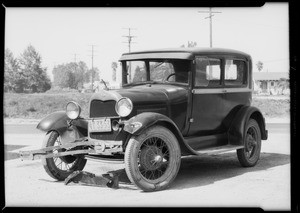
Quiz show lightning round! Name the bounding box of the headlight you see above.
[115,97,133,117]
[66,101,81,120]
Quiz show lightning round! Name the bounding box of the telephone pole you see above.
[122,28,137,81]
[122,27,137,53]
[74,54,78,63]
[88,45,97,91]
[198,8,222,47]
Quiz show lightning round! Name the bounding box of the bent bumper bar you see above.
[19,138,123,161]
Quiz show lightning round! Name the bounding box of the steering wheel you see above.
[165,73,176,82]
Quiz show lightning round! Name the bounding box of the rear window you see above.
[224,59,247,86]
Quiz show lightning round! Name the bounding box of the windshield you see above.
[122,59,191,86]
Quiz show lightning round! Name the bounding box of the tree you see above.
[111,62,118,82]
[180,41,197,48]
[84,67,100,83]
[19,45,51,92]
[4,46,51,93]
[256,61,264,72]
[52,64,73,88]
[52,61,89,89]
[132,66,145,82]
[278,78,289,94]
[4,49,22,92]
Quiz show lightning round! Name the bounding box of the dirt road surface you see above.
[4,122,290,210]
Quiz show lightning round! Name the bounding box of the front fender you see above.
[123,112,196,155]
[37,111,88,144]
[228,106,268,146]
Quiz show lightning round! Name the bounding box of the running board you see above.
[196,145,244,155]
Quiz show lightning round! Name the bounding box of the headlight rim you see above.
[66,101,81,120]
[115,97,133,117]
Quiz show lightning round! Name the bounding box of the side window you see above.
[224,59,247,86]
[195,57,221,87]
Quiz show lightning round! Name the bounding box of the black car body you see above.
[21,48,268,191]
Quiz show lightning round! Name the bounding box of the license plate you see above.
[89,119,111,132]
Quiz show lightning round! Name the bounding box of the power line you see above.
[122,27,137,53]
[198,8,222,48]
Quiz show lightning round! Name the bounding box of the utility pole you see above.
[88,45,97,92]
[198,8,222,47]
[74,54,78,63]
[122,28,137,81]
[122,27,137,53]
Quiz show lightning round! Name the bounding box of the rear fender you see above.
[37,111,88,144]
[123,112,195,155]
[228,106,268,146]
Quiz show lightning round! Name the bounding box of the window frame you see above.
[193,55,249,89]
[121,59,191,87]
[223,57,248,88]
[193,56,223,89]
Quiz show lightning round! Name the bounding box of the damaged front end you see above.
[19,90,138,162]
[19,136,123,161]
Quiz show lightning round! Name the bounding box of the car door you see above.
[187,56,226,136]
[222,57,251,117]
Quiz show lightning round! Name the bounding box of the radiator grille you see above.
[90,100,118,118]
[90,132,116,140]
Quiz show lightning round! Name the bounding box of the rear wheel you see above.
[42,131,87,180]
[237,119,261,167]
[125,126,181,192]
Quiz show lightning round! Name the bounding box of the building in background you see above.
[253,72,289,95]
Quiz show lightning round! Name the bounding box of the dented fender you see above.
[37,111,88,144]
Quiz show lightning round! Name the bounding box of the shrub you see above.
[27,107,37,112]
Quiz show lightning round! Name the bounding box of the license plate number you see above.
[89,119,111,132]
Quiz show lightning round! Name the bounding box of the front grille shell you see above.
[89,100,118,118]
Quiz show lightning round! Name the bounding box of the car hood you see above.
[90,84,188,107]
[117,84,188,106]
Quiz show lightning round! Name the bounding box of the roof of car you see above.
[119,47,251,61]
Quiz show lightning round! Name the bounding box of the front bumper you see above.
[19,138,123,161]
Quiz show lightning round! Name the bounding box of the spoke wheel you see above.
[125,126,181,192]
[52,137,78,171]
[42,131,87,181]
[138,137,170,181]
[237,119,261,167]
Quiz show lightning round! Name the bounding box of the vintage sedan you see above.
[20,48,268,192]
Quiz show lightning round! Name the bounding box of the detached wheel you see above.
[237,119,261,167]
[125,126,181,192]
[42,131,87,181]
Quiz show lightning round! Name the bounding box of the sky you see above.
[5,3,289,83]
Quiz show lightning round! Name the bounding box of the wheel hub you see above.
[140,146,164,171]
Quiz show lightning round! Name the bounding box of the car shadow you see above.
[172,152,290,190]
[107,152,290,190]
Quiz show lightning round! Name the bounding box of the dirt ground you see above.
[3,122,291,210]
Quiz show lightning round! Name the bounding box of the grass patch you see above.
[4,92,92,119]
[252,98,290,118]
[3,92,290,119]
